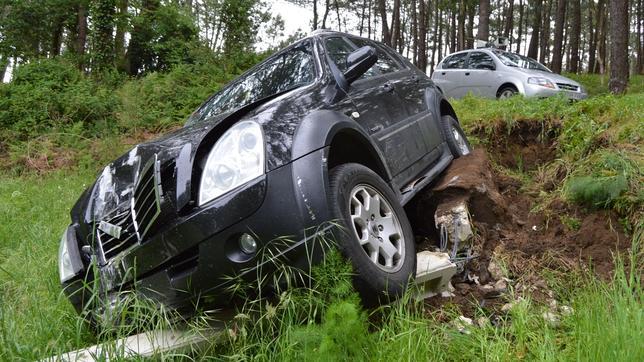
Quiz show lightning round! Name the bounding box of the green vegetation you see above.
[1,71,642,359]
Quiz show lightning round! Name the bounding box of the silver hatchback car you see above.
[431,48,588,100]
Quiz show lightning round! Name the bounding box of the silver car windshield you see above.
[492,50,551,72]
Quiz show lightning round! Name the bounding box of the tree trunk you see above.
[91,0,116,73]
[516,0,524,53]
[550,0,566,73]
[418,0,428,71]
[76,2,88,70]
[457,1,466,50]
[637,0,643,73]
[503,0,514,40]
[478,0,490,41]
[114,0,128,72]
[50,17,64,57]
[391,0,401,49]
[539,0,551,64]
[466,3,475,48]
[313,0,318,30]
[568,0,581,73]
[431,3,441,73]
[527,0,542,59]
[322,0,330,28]
[412,0,418,65]
[367,0,372,38]
[596,0,608,74]
[377,0,391,45]
[588,0,597,72]
[609,0,629,93]
[450,8,457,52]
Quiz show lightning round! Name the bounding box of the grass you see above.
[1,75,643,360]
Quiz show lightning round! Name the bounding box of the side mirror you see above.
[343,46,378,84]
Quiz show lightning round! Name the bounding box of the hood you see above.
[516,68,582,86]
[71,83,326,240]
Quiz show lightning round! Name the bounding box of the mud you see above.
[410,127,629,318]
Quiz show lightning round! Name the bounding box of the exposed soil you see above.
[472,120,560,171]
[409,120,630,318]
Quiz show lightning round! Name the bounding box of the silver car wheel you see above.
[452,128,471,155]
[499,89,516,99]
[349,184,405,273]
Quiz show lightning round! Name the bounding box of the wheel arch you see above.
[292,109,392,182]
[496,82,521,97]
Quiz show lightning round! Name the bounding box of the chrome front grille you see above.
[96,154,162,263]
[556,83,579,91]
[97,209,137,261]
[131,155,162,241]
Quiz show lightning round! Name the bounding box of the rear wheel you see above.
[329,163,416,305]
[441,115,471,158]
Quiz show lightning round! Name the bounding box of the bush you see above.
[0,59,119,138]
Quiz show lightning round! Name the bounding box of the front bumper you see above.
[61,148,333,317]
[523,83,588,100]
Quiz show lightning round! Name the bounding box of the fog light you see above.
[239,234,258,254]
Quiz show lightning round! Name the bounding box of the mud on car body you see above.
[59,30,471,322]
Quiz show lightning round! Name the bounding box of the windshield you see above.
[186,41,316,125]
[492,50,551,72]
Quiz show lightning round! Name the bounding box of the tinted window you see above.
[325,37,355,72]
[187,41,315,125]
[467,52,495,70]
[442,53,468,69]
[350,38,402,75]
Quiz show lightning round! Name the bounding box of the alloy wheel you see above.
[451,127,471,155]
[348,184,405,272]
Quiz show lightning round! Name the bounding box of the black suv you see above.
[58,30,471,320]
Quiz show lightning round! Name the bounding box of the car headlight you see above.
[527,77,555,89]
[198,120,265,206]
[59,231,75,283]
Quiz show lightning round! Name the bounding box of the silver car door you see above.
[435,52,468,98]
[464,51,497,98]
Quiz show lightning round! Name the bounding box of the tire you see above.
[440,115,472,158]
[328,163,416,306]
[497,85,518,99]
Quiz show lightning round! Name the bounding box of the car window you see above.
[442,53,468,69]
[187,41,315,125]
[324,36,354,73]
[349,37,402,75]
[467,52,495,70]
[492,50,551,72]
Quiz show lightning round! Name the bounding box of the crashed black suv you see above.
[59,30,471,320]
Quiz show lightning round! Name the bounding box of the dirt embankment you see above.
[408,121,629,317]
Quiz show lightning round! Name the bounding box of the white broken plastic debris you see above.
[542,311,560,327]
[453,316,474,334]
[560,305,574,316]
[532,225,538,231]
[435,200,474,252]
[415,251,457,300]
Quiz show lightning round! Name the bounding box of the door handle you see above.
[382,82,395,93]
[465,72,471,76]
[441,72,446,75]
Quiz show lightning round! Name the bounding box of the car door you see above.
[433,52,469,98]
[464,51,497,98]
[324,36,428,178]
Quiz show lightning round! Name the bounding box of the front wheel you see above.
[441,115,472,158]
[328,163,416,305]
